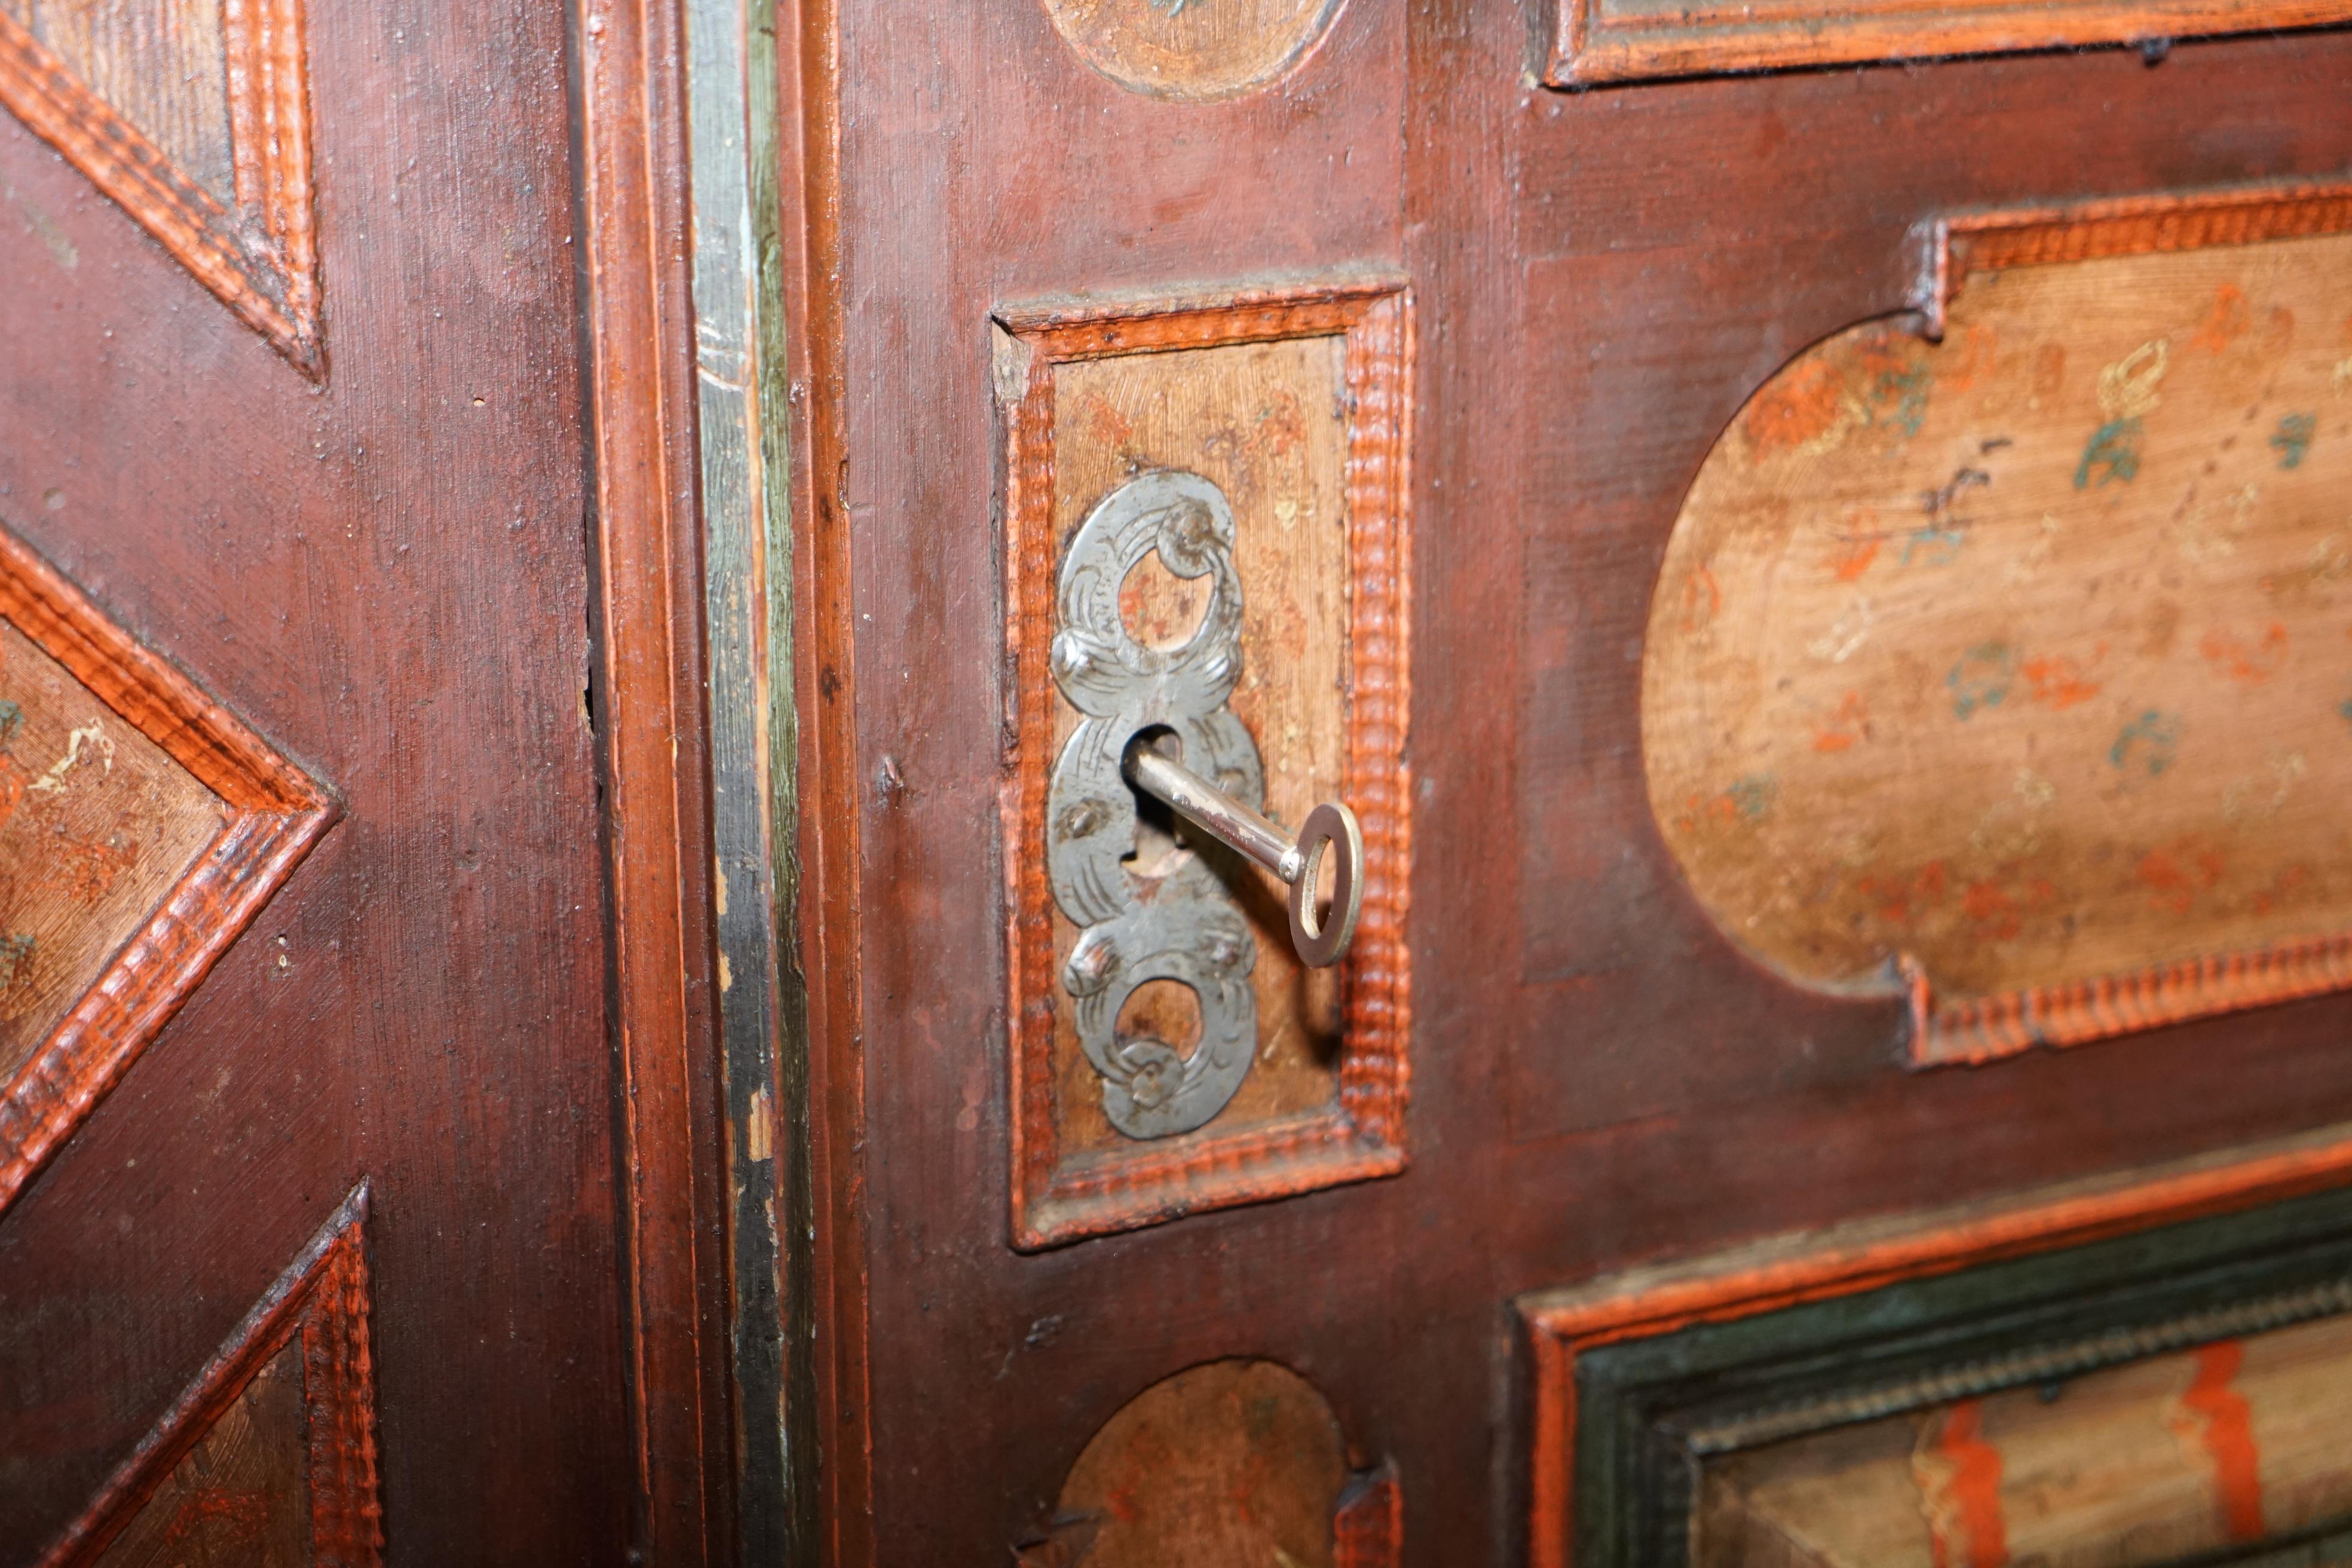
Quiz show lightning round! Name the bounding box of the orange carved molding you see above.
[996,280,1415,1249]
[1547,0,2352,86]
[0,522,336,1215]
[38,1182,384,1567]
[1517,1123,2352,1568]
[0,0,323,376]
[1912,177,2352,340]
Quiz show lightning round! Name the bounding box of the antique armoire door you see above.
[782,0,2352,1563]
[0,0,728,1561]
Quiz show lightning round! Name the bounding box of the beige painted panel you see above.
[1644,232,2352,1039]
[0,617,228,1079]
[1049,335,1350,1157]
[1699,1309,2352,1567]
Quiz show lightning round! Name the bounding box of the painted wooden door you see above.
[0,0,654,1560]
[779,0,2352,1563]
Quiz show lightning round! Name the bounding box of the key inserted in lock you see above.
[1123,732,1364,969]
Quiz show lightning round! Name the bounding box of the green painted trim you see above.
[682,0,801,1555]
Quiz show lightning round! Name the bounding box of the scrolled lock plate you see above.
[1047,469,1264,1140]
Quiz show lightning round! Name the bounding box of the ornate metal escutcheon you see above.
[1048,469,1264,1140]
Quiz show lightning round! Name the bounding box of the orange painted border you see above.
[1913,179,2352,340]
[1886,179,2352,1066]
[1517,1122,2352,1568]
[0,523,336,1217]
[996,280,1416,1250]
[1548,0,2352,87]
[38,1183,382,1567]
[0,0,323,376]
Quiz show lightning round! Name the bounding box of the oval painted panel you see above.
[1040,0,1345,101]
[1642,227,2352,1062]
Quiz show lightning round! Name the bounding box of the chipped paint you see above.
[26,719,114,794]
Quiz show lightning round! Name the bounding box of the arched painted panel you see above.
[1642,218,2352,1063]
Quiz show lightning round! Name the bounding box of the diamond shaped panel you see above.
[0,520,333,1215]
[0,0,323,375]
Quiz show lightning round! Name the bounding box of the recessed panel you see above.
[0,619,228,1080]
[1,0,234,201]
[1048,337,1352,1156]
[1022,1359,1400,1568]
[997,283,1413,1247]
[0,0,323,372]
[1039,0,1344,101]
[1643,202,2352,1064]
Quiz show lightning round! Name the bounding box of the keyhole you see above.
[1119,548,1211,650]
[1117,979,1202,1059]
[1122,725,1189,878]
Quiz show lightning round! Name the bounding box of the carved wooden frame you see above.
[1517,1125,2352,1568]
[1885,179,2352,1066]
[0,0,323,376]
[996,280,1415,1250]
[0,523,335,1215]
[38,1183,383,1566]
[1546,0,2352,86]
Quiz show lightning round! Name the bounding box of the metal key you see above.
[1123,735,1364,969]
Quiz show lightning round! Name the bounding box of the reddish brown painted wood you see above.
[0,522,333,1217]
[792,5,2352,1563]
[576,0,732,1557]
[0,0,641,1550]
[777,0,875,1552]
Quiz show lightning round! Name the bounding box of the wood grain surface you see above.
[0,0,232,199]
[41,1186,378,1568]
[996,286,1412,1248]
[1644,223,2352,1064]
[0,0,320,372]
[1036,1359,1352,1568]
[88,1340,311,1568]
[1049,335,1351,1154]
[0,0,629,1548]
[1548,0,2352,85]
[0,618,226,1079]
[788,0,2352,1555]
[1698,1309,2352,1567]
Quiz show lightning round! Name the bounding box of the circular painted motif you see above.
[1040,0,1346,102]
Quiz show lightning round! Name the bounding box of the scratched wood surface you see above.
[1698,1309,2352,1567]
[1644,232,2352,1036]
[0,617,225,1083]
[1032,1359,1350,1568]
[1038,0,1345,100]
[90,1339,309,1568]
[1048,336,1352,1159]
[0,0,231,200]
[0,0,630,1549]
